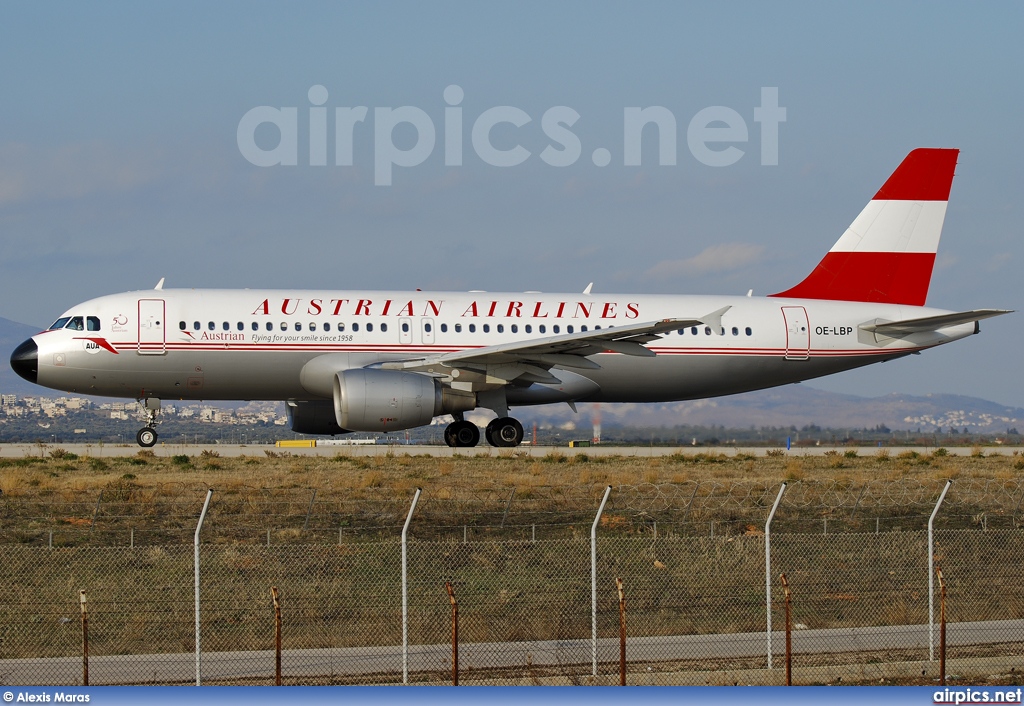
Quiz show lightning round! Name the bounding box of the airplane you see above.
[9,148,1011,448]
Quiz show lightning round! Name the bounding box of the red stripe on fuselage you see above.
[769,251,936,305]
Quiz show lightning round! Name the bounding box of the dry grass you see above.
[0,448,1020,546]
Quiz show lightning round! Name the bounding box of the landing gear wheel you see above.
[137,427,158,448]
[444,420,480,447]
[487,417,524,447]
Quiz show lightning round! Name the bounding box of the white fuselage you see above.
[27,288,975,404]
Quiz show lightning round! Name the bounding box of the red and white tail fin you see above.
[770,148,959,305]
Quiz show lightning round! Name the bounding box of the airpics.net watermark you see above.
[236,85,786,186]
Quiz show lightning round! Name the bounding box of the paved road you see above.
[2,443,1018,458]
[2,619,1021,685]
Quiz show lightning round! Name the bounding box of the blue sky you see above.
[1,2,1021,405]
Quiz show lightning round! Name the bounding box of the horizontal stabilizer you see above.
[861,309,1012,336]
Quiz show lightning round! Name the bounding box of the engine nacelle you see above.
[333,369,475,432]
[287,400,349,435]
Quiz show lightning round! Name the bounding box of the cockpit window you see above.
[49,317,71,330]
[87,316,100,332]
[67,316,84,331]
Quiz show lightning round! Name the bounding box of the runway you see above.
[1,443,1019,458]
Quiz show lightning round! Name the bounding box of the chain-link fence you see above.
[2,480,1023,686]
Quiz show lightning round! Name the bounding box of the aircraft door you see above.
[782,306,810,360]
[421,318,435,345]
[399,317,412,344]
[138,299,166,355]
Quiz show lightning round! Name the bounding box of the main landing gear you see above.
[443,416,525,448]
[135,398,161,448]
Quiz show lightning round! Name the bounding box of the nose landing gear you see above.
[135,397,161,448]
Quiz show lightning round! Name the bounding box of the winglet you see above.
[583,283,593,295]
[155,278,165,290]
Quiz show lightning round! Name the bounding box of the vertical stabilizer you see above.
[770,148,959,305]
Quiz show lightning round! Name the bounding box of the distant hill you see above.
[509,386,1024,434]
[0,317,44,397]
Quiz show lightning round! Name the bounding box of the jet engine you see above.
[333,369,475,432]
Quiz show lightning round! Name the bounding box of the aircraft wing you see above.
[861,309,1012,336]
[380,306,731,385]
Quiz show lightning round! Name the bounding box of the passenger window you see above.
[425,322,432,332]
[469,324,476,333]
[402,322,409,332]
[352,323,359,332]
[208,322,215,331]
[553,325,560,334]
[455,323,462,333]
[266,322,273,331]
[691,327,698,335]
[366,323,373,332]
[252,322,258,331]
[705,327,711,335]
[440,323,448,333]
[525,324,532,333]
[497,324,504,333]
[194,322,201,331]
[732,327,739,336]
[338,323,345,331]
[511,324,517,333]
[67,316,84,331]
[323,323,331,332]
[49,317,71,330]
[581,325,587,332]
[280,322,287,331]
[309,322,317,332]
[179,321,186,330]
[295,322,302,331]
[237,322,244,331]
[222,322,230,331]
[567,325,574,334]
[539,325,546,334]
[380,323,387,332]
[483,324,490,333]
[745,327,753,336]
[87,317,100,331]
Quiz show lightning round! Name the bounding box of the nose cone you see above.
[10,338,38,384]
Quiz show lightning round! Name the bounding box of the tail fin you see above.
[770,148,959,305]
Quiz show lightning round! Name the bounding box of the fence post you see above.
[616,577,626,686]
[446,581,458,686]
[402,487,422,685]
[500,487,515,528]
[272,586,282,685]
[937,567,947,685]
[302,489,317,532]
[765,482,787,670]
[89,491,103,533]
[194,488,213,686]
[591,485,612,678]
[79,590,88,687]
[929,480,952,661]
[780,573,792,686]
